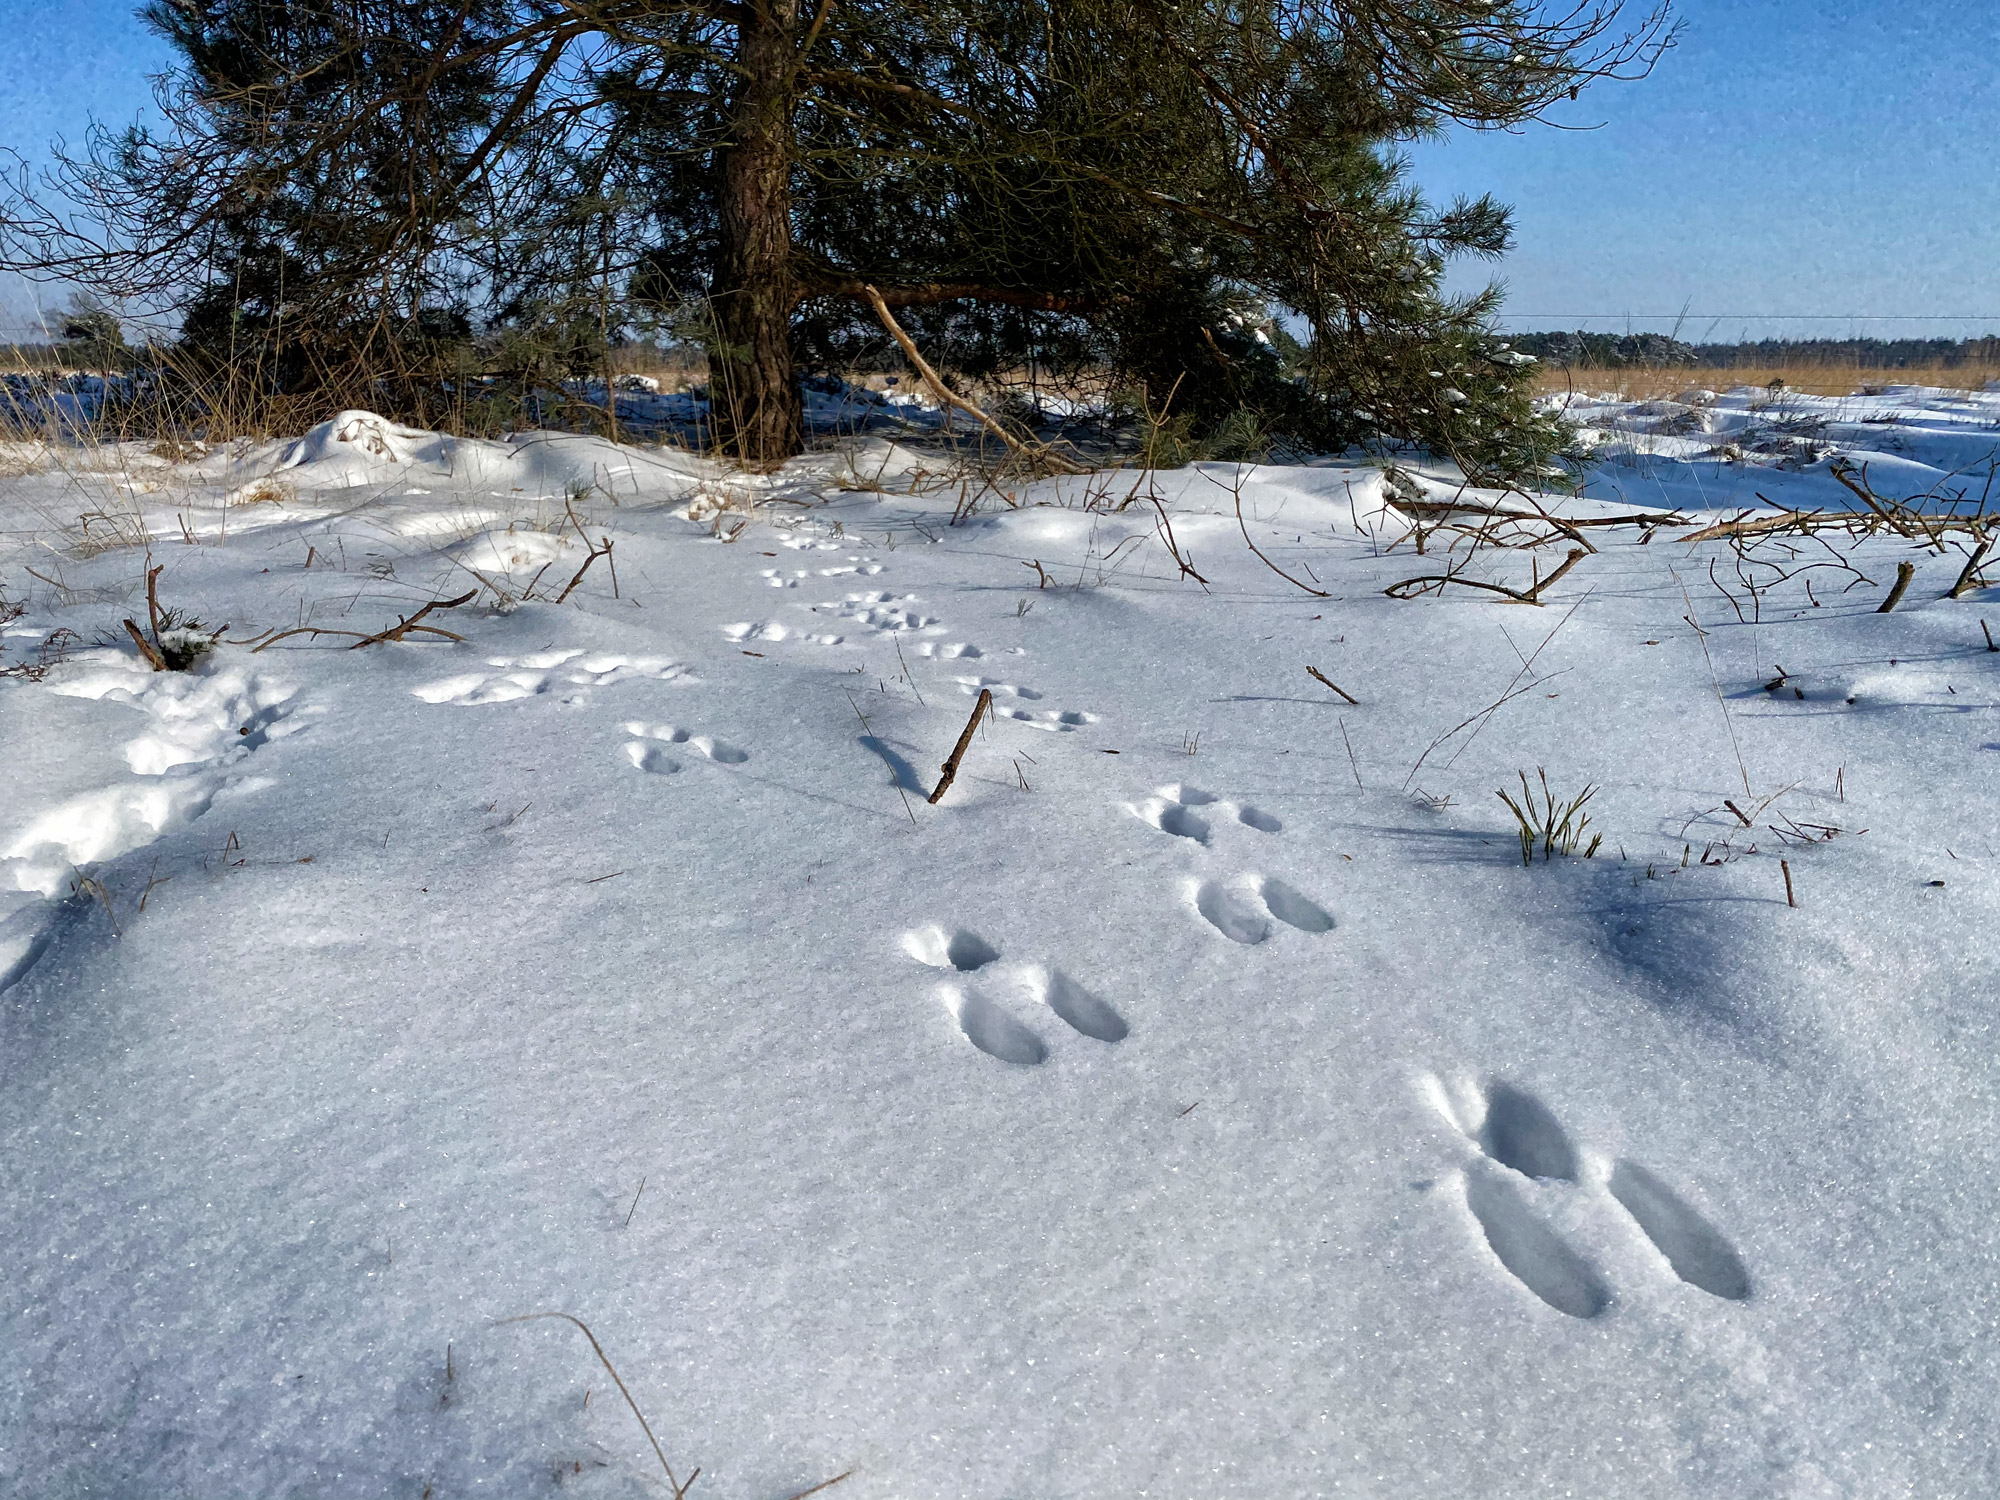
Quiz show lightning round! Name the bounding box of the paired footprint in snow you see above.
[1193,875,1333,944]
[955,675,1098,733]
[903,924,1127,1065]
[1428,1076,1751,1318]
[622,722,750,775]
[1136,782,1282,842]
[1132,784,1331,945]
[722,620,846,647]
[412,649,688,706]
[724,590,929,647]
[830,590,934,635]
[758,556,883,587]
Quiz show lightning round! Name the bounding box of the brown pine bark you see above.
[709,0,804,466]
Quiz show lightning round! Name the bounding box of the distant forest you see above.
[1509,331,2000,370]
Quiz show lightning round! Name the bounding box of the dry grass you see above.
[1534,362,2000,402]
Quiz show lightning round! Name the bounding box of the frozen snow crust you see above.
[3,402,2000,1497]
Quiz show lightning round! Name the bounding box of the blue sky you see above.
[3,0,1997,342]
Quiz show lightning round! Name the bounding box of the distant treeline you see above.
[1510,331,2000,370]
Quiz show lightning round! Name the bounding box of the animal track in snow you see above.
[1033,966,1128,1043]
[902,927,1127,1063]
[956,675,1041,700]
[1190,874,1333,944]
[626,742,680,774]
[1259,877,1334,933]
[413,650,687,706]
[1428,1076,1751,1313]
[1135,784,1281,840]
[1194,880,1271,945]
[942,986,1047,1065]
[723,620,792,643]
[624,722,750,765]
[996,706,1097,733]
[1141,794,1211,844]
[1479,1081,1579,1182]
[1608,1160,1752,1300]
[916,641,982,660]
[723,619,847,647]
[902,924,1001,971]
[1464,1173,1612,1319]
[758,558,883,588]
[829,591,933,634]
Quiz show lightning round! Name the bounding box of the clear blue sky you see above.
[3,0,1998,342]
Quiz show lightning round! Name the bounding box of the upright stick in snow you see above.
[929,689,994,805]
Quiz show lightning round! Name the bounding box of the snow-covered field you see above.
[3,392,1999,1498]
[1565,379,2000,515]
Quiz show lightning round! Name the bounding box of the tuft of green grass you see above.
[1498,769,1603,867]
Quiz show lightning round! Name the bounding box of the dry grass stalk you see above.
[493,1311,695,1498]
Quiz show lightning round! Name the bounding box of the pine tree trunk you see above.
[710,0,802,466]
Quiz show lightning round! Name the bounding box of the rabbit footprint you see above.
[902,926,1127,1063]
[1430,1077,1750,1316]
[1135,784,1282,842]
[623,722,750,768]
[1192,875,1333,944]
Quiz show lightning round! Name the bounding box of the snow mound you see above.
[277,409,448,470]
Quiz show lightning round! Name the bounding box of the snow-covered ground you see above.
[4,399,1999,1498]
[1562,380,2000,516]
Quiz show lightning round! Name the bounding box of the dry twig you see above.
[253,590,476,652]
[862,285,1087,475]
[929,688,993,805]
[1306,666,1358,703]
[1385,547,1586,605]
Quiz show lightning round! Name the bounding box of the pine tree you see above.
[5,0,1672,475]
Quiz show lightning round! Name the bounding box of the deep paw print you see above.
[916,641,982,660]
[1191,874,1333,944]
[1134,784,1281,843]
[622,721,751,774]
[1426,1076,1751,1318]
[413,650,688,706]
[902,924,1128,1065]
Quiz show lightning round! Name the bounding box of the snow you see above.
[1559,381,2000,516]
[4,393,2000,1497]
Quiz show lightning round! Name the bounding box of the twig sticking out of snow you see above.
[1876,561,1916,613]
[1385,547,1586,606]
[929,688,993,805]
[1307,666,1358,704]
[251,589,476,652]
